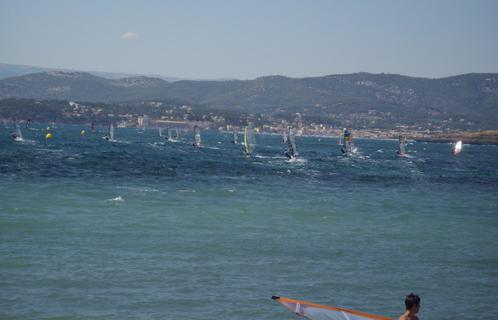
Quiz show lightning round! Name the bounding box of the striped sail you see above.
[272,296,391,320]
[193,125,201,147]
[286,128,298,157]
[243,126,255,155]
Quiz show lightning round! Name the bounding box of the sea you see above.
[1,124,497,320]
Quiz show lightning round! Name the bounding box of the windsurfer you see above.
[398,293,420,320]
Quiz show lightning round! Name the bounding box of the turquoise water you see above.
[1,125,497,319]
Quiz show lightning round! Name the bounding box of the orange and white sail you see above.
[272,296,392,320]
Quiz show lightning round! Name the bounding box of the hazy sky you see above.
[1,0,497,79]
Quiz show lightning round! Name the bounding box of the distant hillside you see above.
[0,62,182,82]
[0,71,497,129]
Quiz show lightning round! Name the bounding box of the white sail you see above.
[338,129,344,145]
[193,125,201,147]
[104,122,115,141]
[453,140,463,155]
[273,296,391,320]
[12,124,23,141]
[172,128,179,138]
[109,123,115,141]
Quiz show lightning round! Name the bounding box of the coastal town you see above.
[66,101,498,144]
[2,97,497,144]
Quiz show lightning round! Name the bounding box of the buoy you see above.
[46,133,53,139]
[80,130,86,136]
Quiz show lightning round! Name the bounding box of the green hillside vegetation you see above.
[0,71,497,130]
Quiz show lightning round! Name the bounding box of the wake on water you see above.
[105,196,124,202]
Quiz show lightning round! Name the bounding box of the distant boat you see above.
[232,128,238,144]
[104,122,116,142]
[243,126,256,155]
[272,296,391,320]
[284,128,298,160]
[11,123,23,142]
[193,125,201,147]
[397,135,408,157]
[340,128,356,155]
[453,140,463,155]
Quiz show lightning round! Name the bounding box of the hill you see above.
[0,71,497,130]
[0,62,182,82]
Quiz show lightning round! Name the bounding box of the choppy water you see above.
[1,125,497,319]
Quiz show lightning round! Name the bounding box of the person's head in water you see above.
[405,293,420,312]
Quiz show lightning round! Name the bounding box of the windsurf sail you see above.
[159,127,163,137]
[341,128,354,154]
[453,140,462,155]
[397,135,408,155]
[285,128,298,159]
[232,128,238,144]
[172,128,179,138]
[91,121,95,132]
[283,130,288,144]
[243,126,256,155]
[12,123,23,141]
[272,296,391,320]
[193,125,201,147]
[106,122,115,141]
[137,115,149,129]
[167,127,173,141]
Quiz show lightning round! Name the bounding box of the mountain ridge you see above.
[0,70,497,130]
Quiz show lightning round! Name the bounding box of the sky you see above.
[1,0,497,79]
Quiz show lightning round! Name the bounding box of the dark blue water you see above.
[1,125,497,319]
